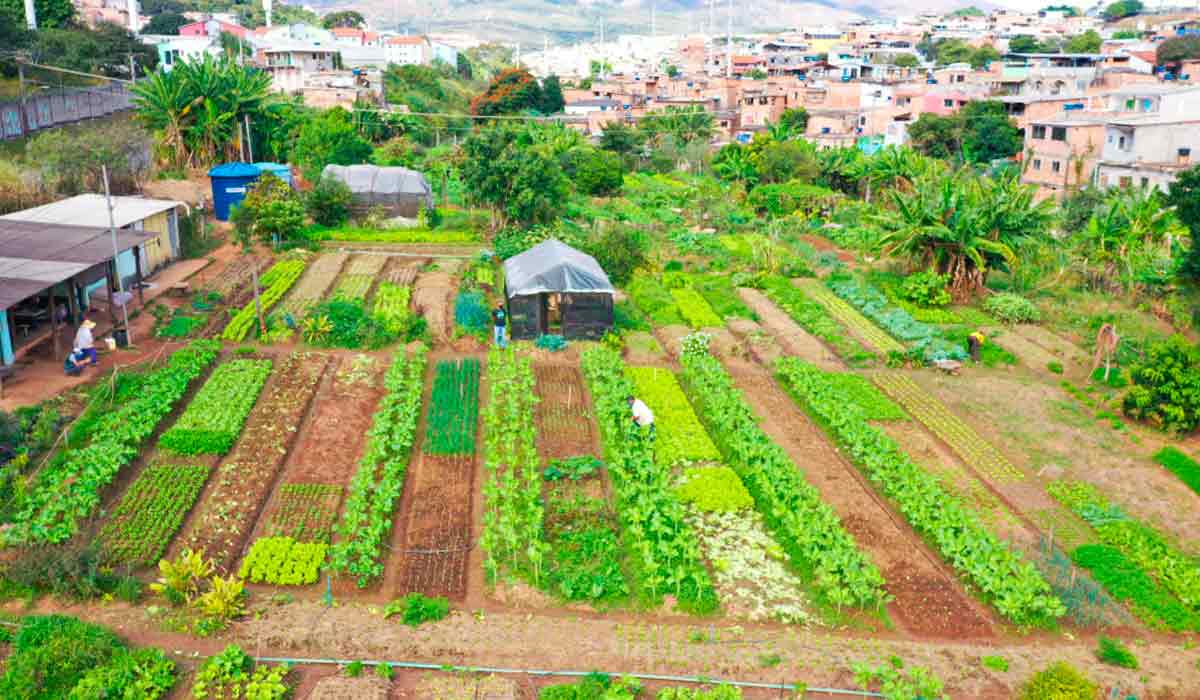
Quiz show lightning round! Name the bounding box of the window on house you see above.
[1052,161,1061,173]
[1032,125,1046,139]
[1051,127,1067,141]
[1141,177,1149,187]
[1118,135,1127,150]
[944,99,953,108]
[1033,158,1042,170]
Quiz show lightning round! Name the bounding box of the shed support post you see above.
[48,290,59,360]
[67,277,81,326]
[108,260,119,327]
[134,245,145,306]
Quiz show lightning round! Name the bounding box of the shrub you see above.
[1018,662,1096,700]
[899,270,951,307]
[383,593,450,626]
[981,655,1008,672]
[305,299,396,349]
[561,146,624,196]
[0,615,125,699]
[231,173,306,246]
[746,181,840,218]
[305,176,353,227]
[1122,335,1200,433]
[584,225,649,286]
[1048,361,1064,374]
[983,293,1041,324]
[1095,637,1138,669]
[535,334,568,351]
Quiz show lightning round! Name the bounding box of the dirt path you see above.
[719,359,995,639]
[736,288,844,371]
[983,326,1065,376]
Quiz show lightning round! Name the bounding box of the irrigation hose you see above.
[250,655,886,698]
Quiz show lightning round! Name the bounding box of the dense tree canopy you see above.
[1158,36,1200,64]
[143,12,190,35]
[460,125,568,228]
[907,100,1020,164]
[1168,166,1200,281]
[1064,30,1101,54]
[292,107,373,182]
[470,68,546,115]
[322,10,364,28]
[0,0,73,29]
[540,75,565,115]
[1103,0,1143,19]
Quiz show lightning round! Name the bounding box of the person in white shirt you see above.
[627,395,655,438]
[73,319,98,368]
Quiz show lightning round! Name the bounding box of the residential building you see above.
[1022,116,1108,199]
[179,18,247,38]
[385,35,431,66]
[1097,115,1200,191]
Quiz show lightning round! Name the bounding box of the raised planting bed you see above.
[330,254,389,302]
[238,536,327,585]
[480,349,546,584]
[872,373,1025,484]
[669,287,724,329]
[759,276,876,366]
[303,225,480,244]
[825,276,966,363]
[678,353,887,612]
[276,252,348,320]
[0,340,219,547]
[424,358,480,456]
[793,278,905,355]
[776,358,1064,628]
[372,282,413,336]
[581,346,718,614]
[98,463,210,567]
[542,489,629,604]
[158,359,272,456]
[625,366,720,467]
[222,258,306,341]
[176,353,330,574]
[395,453,475,600]
[327,346,427,587]
[532,364,598,461]
[261,483,342,542]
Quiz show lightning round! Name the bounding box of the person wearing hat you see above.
[73,319,98,368]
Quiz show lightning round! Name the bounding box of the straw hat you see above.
[81,319,96,329]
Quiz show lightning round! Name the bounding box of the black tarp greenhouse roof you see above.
[503,239,615,297]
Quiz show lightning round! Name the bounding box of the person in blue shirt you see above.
[492,304,507,349]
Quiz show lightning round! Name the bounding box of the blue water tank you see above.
[253,162,293,187]
[208,162,262,221]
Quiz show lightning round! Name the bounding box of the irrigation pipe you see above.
[250,656,885,698]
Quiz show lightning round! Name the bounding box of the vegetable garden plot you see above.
[532,364,598,461]
[395,454,475,599]
[793,279,905,355]
[542,489,629,603]
[373,282,412,336]
[480,350,546,584]
[261,484,342,543]
[669,288,724,329]
[424,358,480,455]
[277,252,349,319]
[98,464,209,567]
[202,255,272,299]
[330,254,389,302]
[735,288,845,371]
[385,262,422,286]
[872,373,1025,484]
[758,276,875,367]
[778,359,1064,628]
[159,359,272,456]
[175,353,330,574]
[625,366,721,467]
[0,340,219,547]
[223,259,306,342]
[329,346,427,587]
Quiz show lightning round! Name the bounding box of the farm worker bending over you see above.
[967,330,986,362]
[492,304,507,349]
[73,319,98,367]
[627,395,655,438]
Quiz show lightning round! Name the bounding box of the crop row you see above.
[98,464,209,567]
[678,352,888,610]
[824,276,965,362]
[239,536,326,585]
[759,275,875,366]
[777,358,1065,626]
[1071,543,1200,631]
[626,367,721,467]
[582,347,718,613]
[670,288,724,328]
[0,340,219,546]
[372,283,412,335]
[222,259,306,341]
[158,359,272,456]
[793,278,905,355]
[181,353,329,573]
[327,345,427,586]
[628,274,686,327]
[424,358,480,456]
[822,373,907,421]
[275,253,347,319]
[1047,479,1200,612]
[872,373,1025,483]
[263,483,342,543]
[480,349,548,584]
[1153,447,1200,497]
[331,255,388,301]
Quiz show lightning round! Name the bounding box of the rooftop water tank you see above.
[208,162,262,221]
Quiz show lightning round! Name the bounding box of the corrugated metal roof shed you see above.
[0,194,182,230]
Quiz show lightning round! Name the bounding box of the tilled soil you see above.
[532,364,599,461]
[395,454,475,600]
[736,288,845,371]
[722,362,995,639]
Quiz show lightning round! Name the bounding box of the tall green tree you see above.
[769,107,808,140]
[0,0,72,29]
[143,12,189,35]
[1103,0,1143,19]
[470,68,544,115]
[460,125,568,228]
[598,121,644,156]
[1168,166,1200,281]
[1158,36,1200,64]
[1064,30,1102,53]
[639,105,715,146]
[321,10,364,28]
[292,107,373,182]
[540,74,565,114]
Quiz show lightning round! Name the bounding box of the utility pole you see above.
[16,61,29,138]
[102,165,132,344]
[128,54,136,82]
[726,0,732,79]
[265,0,273,28]
[126,0,138,34]
[244,114,254,162]
[22,0,36,29]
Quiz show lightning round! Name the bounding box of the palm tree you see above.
[881,170,1052,298]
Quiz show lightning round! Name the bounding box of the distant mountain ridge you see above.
[302,0,994,45]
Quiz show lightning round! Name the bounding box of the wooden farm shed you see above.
[503,239,614,340]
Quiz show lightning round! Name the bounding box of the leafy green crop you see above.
[1153,446,1200,497]
[372,282,412,335]
[424,358,480,455]
[674,467,753,512]
[670,287,724,328]
[680,352,888,611]
[582,346,718,614]
[238,536,327,586]
[99,464,210,567]
[222,259,306,342]
[626,366,720,466]
[777,358,1064,626]
[159,359,272,456]
[1070,544,1200,631]
[263,483,341,543]
[760,275,875,366]
[328,346,426,586]
[826,275,966,362]
[821,373,907,421]
[1,340,218,546]
[480,349,548,584]
[192,645,290,700]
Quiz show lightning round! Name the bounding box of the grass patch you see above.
[303,225,480,244]
[1095,636,1138,669]
[1153,447,1200,497]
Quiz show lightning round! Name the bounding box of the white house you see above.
[385,35,431,66]
[1097,115,1200,191]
